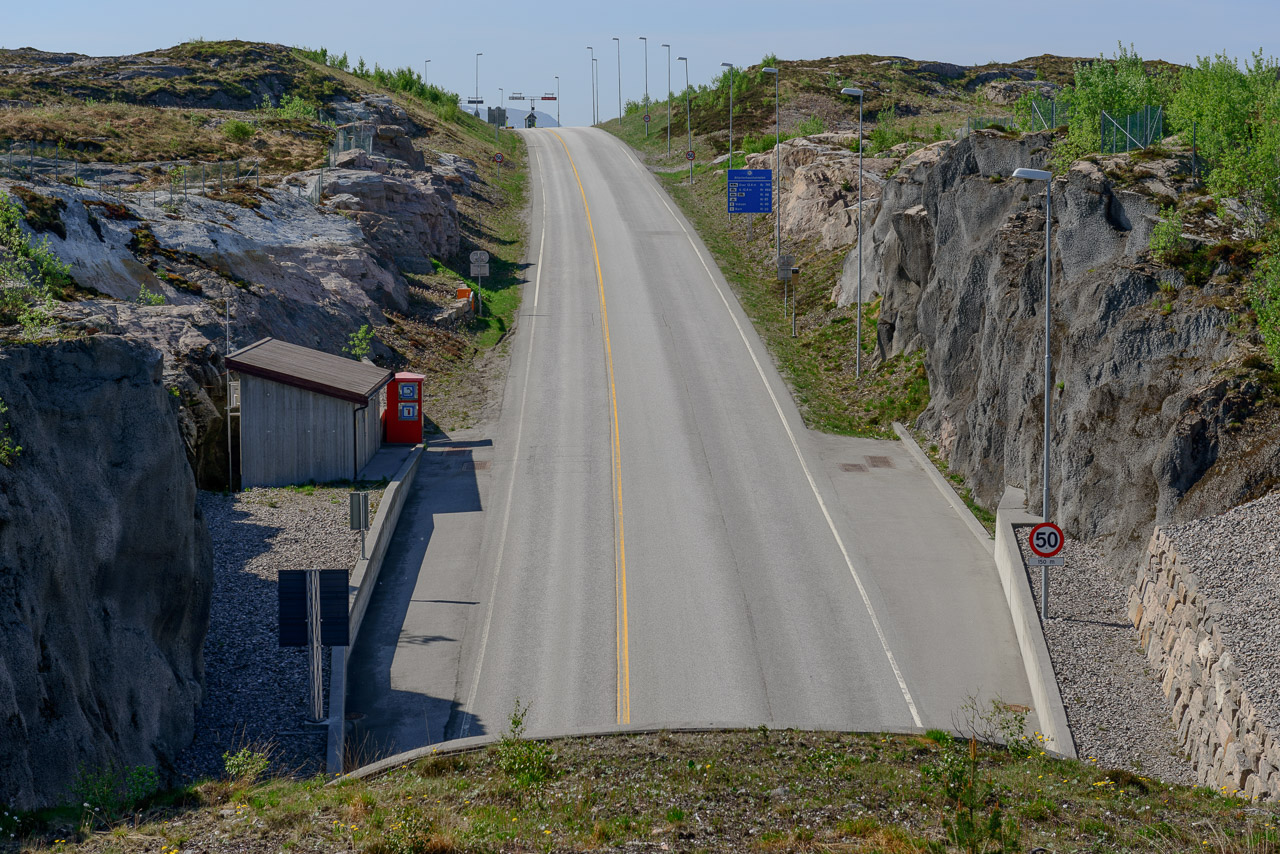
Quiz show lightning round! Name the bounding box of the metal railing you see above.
[1028,96,1072,132]
[1101,106,1164,154]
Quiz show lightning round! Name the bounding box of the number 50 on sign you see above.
[1028,522,1064,566]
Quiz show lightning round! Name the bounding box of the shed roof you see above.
[227,337,392,405]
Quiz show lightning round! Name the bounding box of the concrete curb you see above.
[326,444,426,775]
[994,486,1077,758]
[335,721,934,783]
[892,422,994,555]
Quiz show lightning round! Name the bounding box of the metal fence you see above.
[1101,106,1164,154]
[1028,96,1072,132]
[328,122,374,167]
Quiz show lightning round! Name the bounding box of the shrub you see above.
[496,699,555,786]
[136,282,165,306]
[1252,249,1280,367]
[869,107,908,153]
[344,323,375,360]
[71,763,159,822]
[222,119,255,143]
[223,747,270,783]
[795,114,826,136]
[1149,205,1186,263]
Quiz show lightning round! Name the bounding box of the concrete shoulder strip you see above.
[892,422,994,555]
[326,444,426,775]
[994,486,1077,758]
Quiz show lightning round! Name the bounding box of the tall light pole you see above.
[475,53,482,103]
[424,59,430,87]
[587,47,596,124]
[764,66,779,264]
[555,76,560,127]
[662,44,671,156]
[841,88,864,377]
[722,62,734,226]
[639,37,649,136]
[1013,166,1054,622]
[594,58,600,124]
[612,37,621,125]
[678,56,691,182]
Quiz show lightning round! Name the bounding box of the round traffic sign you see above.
[643,113,651,123]
[493,153,505,164]
[685,150,695,161]
[469,250,489,264]
[1029,523,1064,558]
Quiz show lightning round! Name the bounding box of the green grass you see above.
[10,730,1278,853]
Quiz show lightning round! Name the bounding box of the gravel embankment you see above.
[1017,531,1197,785]
[175,487,370,783]
[1162,490,1280,736]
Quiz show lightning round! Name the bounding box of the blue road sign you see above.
[727,169,773,214]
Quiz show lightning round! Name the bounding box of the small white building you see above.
[227,337,391,487]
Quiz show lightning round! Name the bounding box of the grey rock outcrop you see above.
[837,130,1276,556]
[0,336,213,809]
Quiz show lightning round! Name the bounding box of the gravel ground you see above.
[1016,529,1197,785]
[175,487,370,784]
[1163,490,1280,736]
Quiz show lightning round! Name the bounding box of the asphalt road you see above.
[346,128,1033,758]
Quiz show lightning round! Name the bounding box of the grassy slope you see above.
[7,730,1278,853]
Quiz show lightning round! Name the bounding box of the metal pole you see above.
[680,57,691,182]
[1041,178,1053,622]
[640,37,648,137]
[594,59,600,124]
[663,44,671,156]
[614,37,621,125]
[556,76,560,127]
[307,570,323,722]
[424,59,430,87]
[775,70,780,264]
[856,91,863,379]
[588,48,595,125]
[475,53,482,102]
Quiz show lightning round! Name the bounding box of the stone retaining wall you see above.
[1129,529,1280,800]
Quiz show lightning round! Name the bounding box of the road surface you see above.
[346,128,1032,758]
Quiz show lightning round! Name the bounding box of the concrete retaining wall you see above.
[993,487,1077,759]
[326,445,425,774]
[1129,529,1280,800]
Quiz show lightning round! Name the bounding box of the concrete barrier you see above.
[994,486,1076,758]
[326,444,426,774]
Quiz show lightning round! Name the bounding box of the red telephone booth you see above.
[385,372,425,444]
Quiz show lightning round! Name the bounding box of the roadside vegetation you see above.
[4,723,1277,853]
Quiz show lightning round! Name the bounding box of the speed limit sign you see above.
[493,152,505,164]
[686,150,695,161]
[1029,523,1064,558]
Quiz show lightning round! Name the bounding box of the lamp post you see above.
[662,44,671,156]
[640,36,649,136]
[763,66,779,264]
[678,56,691,182]
[424,59,430,87]
[841,88,865,377]
[1012,166,1054,622]
[613,37,621,125]
[555,76,560,127]
[475,53,482,103]
[722,62,733,227]
[594,58,600,124]
[587,47,596,124]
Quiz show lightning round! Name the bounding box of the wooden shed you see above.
[227,337,391,487]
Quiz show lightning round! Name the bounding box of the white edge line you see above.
[461,142,545,736]
[647,181,924,729]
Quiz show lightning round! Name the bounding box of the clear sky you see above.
[4,0,1277,127]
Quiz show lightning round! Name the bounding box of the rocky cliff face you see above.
[0,336,213,810]
[839,130,1280,557]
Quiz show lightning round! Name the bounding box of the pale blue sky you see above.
[4,0,1277,127]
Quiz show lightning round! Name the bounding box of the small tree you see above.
[344,324,375,360]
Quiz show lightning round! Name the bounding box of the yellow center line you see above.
[551,130,630,725]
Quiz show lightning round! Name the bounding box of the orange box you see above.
[456,286,473,301]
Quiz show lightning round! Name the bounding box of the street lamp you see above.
[662,44,671,156]
[841,88,865,377]
[1012,165,1054,621]
[424,59,430,87]
[555,76,560,127]
[594,58,600,124]
[763,67,779,265]
[613,37,621,125]
[475,53,482,103]
[678,56,691,182]
[639,36,649,136]
[587,47,596,124]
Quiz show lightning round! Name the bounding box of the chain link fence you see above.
[1101,106,1164,154]
[328,122,374,167]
